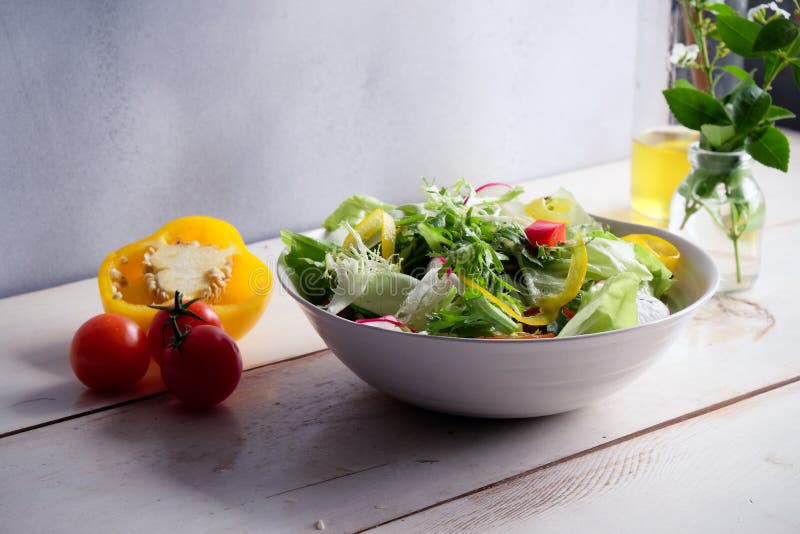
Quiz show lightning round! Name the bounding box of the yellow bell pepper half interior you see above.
[98,216,272,340]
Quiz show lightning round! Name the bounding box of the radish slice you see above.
[475,182,512,194]
[356,315,413,332]
[464,182,513,205]
[427,257,454,278]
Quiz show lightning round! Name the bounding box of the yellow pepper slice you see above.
[621,233,680,271]
[524,196,573,223]
[342,208,396,259]
[98,216,272,340]
[460,234,588,326]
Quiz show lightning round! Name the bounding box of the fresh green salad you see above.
[281,181,679,339]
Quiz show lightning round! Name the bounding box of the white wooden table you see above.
[2,132,799,533]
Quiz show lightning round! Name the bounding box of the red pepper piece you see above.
[524,220,567,247]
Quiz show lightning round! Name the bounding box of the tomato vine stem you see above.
[148,291,208,349]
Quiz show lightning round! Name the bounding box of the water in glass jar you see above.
[631,126,699,221]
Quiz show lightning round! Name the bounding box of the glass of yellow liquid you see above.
[630,126,699,221]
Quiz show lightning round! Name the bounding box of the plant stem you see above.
[726,185,744,284]
[681,0,713,94]
[679,199,698,230]
[763,55,790,91]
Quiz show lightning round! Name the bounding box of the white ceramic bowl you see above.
[279,218,718,418]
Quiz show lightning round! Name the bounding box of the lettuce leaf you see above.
[553,188,595,226]
[320,225,415,316]
[280,230,337,304]
[352,271,419,317]
[631,243,674,298]
[426,286,521,337]
[396,263,460,331]
[557,272,640,337]
[584,235,653,283]
[322,195,396,231]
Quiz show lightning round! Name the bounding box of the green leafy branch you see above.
[663,0,799,172]
[662,1,797,285]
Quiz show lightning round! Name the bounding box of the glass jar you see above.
[668,143,765,292]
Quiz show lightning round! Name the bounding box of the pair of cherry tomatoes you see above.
[69,297,241,409]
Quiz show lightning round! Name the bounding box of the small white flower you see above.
[747,2,790,21]
[669,43,700,67]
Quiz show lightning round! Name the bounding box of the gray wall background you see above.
[0,0,637,298]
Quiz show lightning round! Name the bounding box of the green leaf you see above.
[416,222,453,252]
[677,168,719,201]
[701,124,737,147]
[321,195,395,231]
[630,244,673,298]
[280,230,337,303]
[719,65,751,81]
[763,53,780,84]
[663,88,731,130]
[705,3,739,18]
[353,271,419,317]
[673,78,695,89]
[716,14,762,57]
[732,85,771,134]
[746,126,790,171]
[468,293,520,335]
[753,18,799,52]
[721,71,755,105]
[583,236,653,283]
[765,105,797,121]
[427,288,520,337]
[557,273,640,338]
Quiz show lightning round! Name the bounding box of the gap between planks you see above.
[0,347,332,440]
[358,373,800,533]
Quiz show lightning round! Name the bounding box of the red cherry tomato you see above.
[70,314,150,391]
[147,300,222,365]
[160,325,242,409]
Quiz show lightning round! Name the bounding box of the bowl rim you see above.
[277,215,719,345]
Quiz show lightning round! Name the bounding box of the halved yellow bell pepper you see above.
[460,234,588,327]
[98,216,272,340]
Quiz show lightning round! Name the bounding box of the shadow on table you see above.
[94,352,578,530]
[5,343,164,430]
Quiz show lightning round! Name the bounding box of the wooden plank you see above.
[0,131,798,519]
[370,380,800,534]
[0,236,326,436]
[2,214,800,534]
